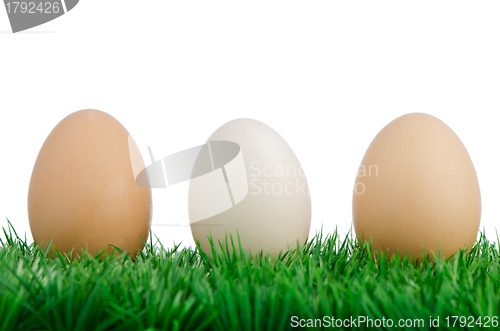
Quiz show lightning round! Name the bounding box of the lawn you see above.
[1,220,499,331]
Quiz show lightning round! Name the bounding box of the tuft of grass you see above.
[1,219,500,330]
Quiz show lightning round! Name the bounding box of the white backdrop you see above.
[1,1,499,249]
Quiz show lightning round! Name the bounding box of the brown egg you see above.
[352,113,481,260]
[28,109,152,258]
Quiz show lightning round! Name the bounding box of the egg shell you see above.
[189,119,311,258]
[353,113,481,260]
[28,109,152,258]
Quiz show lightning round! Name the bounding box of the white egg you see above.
[188,119,311,258]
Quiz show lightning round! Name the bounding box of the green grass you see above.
[1,220,500,331]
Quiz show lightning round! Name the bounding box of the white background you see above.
[1,1,499,249]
